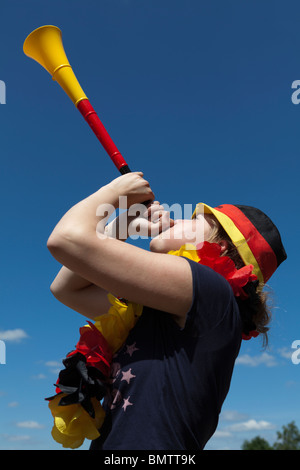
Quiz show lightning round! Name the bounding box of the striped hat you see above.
[192,203,287,285]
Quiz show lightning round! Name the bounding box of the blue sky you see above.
[0,0,299,450]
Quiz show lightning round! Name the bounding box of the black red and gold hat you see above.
[192,203,287,285]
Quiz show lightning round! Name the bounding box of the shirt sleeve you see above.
[182,257,237,336]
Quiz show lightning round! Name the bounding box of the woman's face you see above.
[149,214,214,253]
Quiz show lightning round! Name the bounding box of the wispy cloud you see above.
[8,401,19,408]
[3,434,31,442]
[44,361,61,368]
[16,421,44,429]
[31,360,62,382]
[226,419,275,432]
[213,430,232,438]
[44,360,62,375]
[277,347,292,360]
[0,329,28,342]
[236,352,278,367]
[220,410,248,422]
[211,411,276,446]
[31,373,47,380]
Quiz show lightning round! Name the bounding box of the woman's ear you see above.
[219,240,229,253]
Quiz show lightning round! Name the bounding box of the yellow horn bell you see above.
[23,25,87,106]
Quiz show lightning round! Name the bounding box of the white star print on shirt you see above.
[122,396,133,411]
[125,342,139,357]
[121,368,136,384]
[107,342,140,413]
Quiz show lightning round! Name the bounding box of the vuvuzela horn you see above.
[23,25,131,174]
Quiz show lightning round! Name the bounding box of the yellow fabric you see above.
[168,243,200,262]
[192,202,264,284]
[93,294,143,353]
[48,295,143,449]
[49,394,105,449]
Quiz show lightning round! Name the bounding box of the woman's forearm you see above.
[48,172,154,246]
[47,173,154,277]
[51,266,93,296]
[51,209,138,296]
[48,185,119,244]
[48,184,117,296]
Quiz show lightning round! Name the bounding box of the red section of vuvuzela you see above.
[77,99,130,173]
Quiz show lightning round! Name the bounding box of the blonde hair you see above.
[206,215,271,347]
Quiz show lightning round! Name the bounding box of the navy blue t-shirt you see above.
[90,258,242,450]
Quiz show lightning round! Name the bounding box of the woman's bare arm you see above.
[50,209,143,318]
[50,184,171,320]
[50,269,110,320]
[47,174,192,327]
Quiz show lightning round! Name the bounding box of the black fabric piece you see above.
[234,204,287,266]
[46,352,107,418]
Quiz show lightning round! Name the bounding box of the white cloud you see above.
[31,373,47,380]
[44,360,62,375]
[0,329,28,342]
[4,434,31,442]
[44,361,61,368]
[213,430,232,438]
[16,421,44,429]
[220,410,248,422]
[227,419,275,432]
[236,352,277,367]
[277,347,292,360]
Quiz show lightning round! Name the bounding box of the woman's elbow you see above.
[49,278,61,299]
[47,227,86,257]
[47,230,72,262]
[47,232,61,255]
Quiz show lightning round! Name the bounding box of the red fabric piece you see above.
[196,242,257,299]
[242,330,259,341]
[75,322,113,376]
